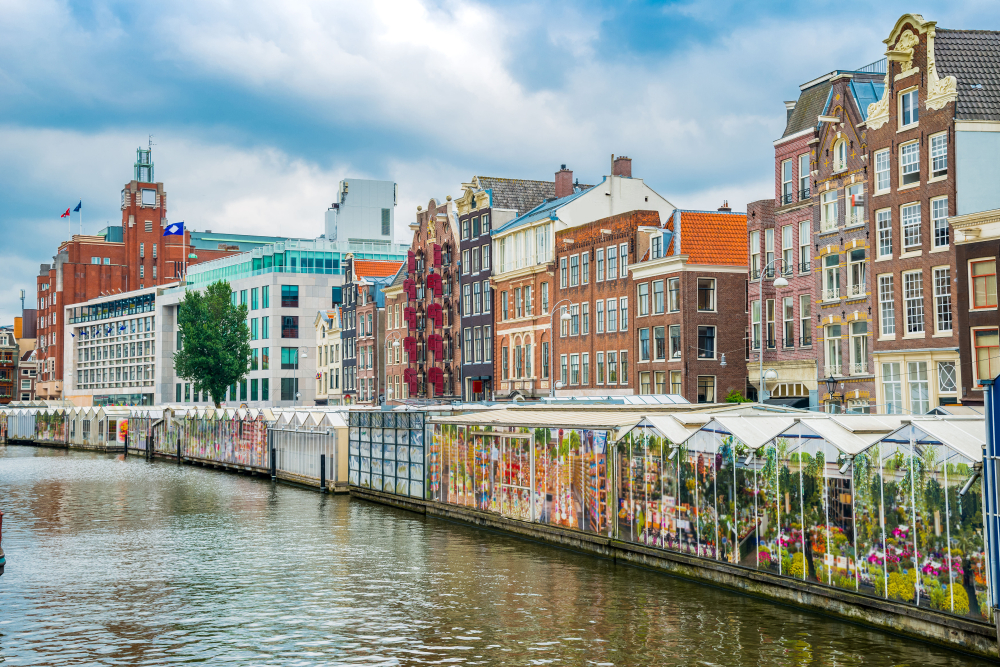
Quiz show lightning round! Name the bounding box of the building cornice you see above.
[773,127,815,147]
[949,207,1000,244]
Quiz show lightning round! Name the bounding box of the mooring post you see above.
[146,434,152,461]
[270,446,277,480]
[320,453,327,493]
[177,436,182,465]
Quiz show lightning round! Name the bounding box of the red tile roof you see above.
[666,210,747,266]
[354,260,402,278]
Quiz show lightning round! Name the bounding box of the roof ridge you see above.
[676,209,748,216]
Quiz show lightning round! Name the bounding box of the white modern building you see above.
[325,178,397,242]
[62,237,408,407]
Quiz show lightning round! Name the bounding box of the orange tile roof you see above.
[354,260,402,278]
[666,210,747,266]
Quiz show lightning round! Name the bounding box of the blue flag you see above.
[164,221,184,236]
[73,201,82,212]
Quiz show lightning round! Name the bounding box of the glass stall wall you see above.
[0,411,8,443]
[348,411,426,499]
[867,433,986,620]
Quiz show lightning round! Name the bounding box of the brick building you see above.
[355,273,396,405]
[491,158,674,399]
[864,14,974,414]
[382,269,408,402]
[401,199,461,400]
[35,147,240,400]
[631,208,749,402]
[341,256,402,404]
[455,176,556,401]
[17,350,37,402]
[0,328,16,404]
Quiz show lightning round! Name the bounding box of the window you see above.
[620,351,628,384]
[667,278,680,312]
[871,149,890,194]
[240,289,248,306]
[596,352,604,384]
[620,297,628,331]
[280,378,298,402]
[651,235,663,259]
[514,287,523,319]
[900,88,919,127]
[250,288,259,310]
[697,278,716,311]
[261,316,269,339]
[570,255,579,286]
[825,325,842,375]
[765,299,775,347]
[975,328,1000,385]
[560,257,568,288]
[139,265,144,278]
[482,214,491,234]
[281,316,298,338]
[847,249,865,298]
[798,221,810,272]
[640,372,651,394]
[606,298,617,332]
[474,327,483,363]
[799,295,811,346]
[938,361,957,394]
[619,243,628,278]
[637,283,649,316]
[821,190,838,231]
[750,230,760,277]
[281,285,299,307]
[823,254,840,300]
[876,209,892,258]
[472,248,480,273]
[541,341,549,379]
[381,208,391,236]
[697,376,715,403]
[560,354,568,386]
[972,259,998,309]
[932,197,949,247]
[262,286,270,308]
[570,354,580,385]
[900,142,920,186]
[281,347,299,369]
[850,321,867,375]
[878,275,895,336]
[782,296,794,347]
[751,300,761,348]
[607,351,617,384]
[652,280,665,314]
[697,326,716,359]
[933,267,952,333]
[462,218,470,239]
[462,250,470,274]
[907,361,929,414]
[571,304,579,336]
[596,248,605,282]
[781,159,793,203]
[464,328,473,363]
[606,246,617,279]
[582,353,589,385]
[250,318,259,340]
[501,345,509,379]
[903,270,924,334]
[650,326,664,361]
[484,280,492,313]
[596,300,604,333]
[482,245,490,270]
[261,347,269,370]
[501,290,508,320]
[582,302,589,334]
[882,362,903,413]
[473,282,482,314]
[640,328,650,361]
[560,305,568,337]
[463,284,472,316]
[541,283,549,314]
[846,183,864,226]
[781,225,793,273]
[798,153,810,199]
[765,228,774,274]
[931,132,948,178]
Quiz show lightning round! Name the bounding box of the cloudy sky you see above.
[1,1,996,322]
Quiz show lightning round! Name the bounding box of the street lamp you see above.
[755,257,789,403]
[824,374,839,413]
[549,300,574,398]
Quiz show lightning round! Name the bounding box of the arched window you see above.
[834,139,847,172]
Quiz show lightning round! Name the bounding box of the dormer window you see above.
[833,140,847,172]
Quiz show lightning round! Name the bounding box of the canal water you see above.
[0,445,991,666]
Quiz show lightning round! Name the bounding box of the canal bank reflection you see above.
[0,445,990,666]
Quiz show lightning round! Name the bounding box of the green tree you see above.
[173,280,251,407]
[725,388,752,403]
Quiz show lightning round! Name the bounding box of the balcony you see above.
[821,219,838,233]
[827,363,843,376]
[751,269,761,280]
[799,261,811,273]
[799,187,811,200]
[780,192,794,205]
[851,360,867,375]
[779,264,793,277]
[847,283,866,298]
[763,267,775,279]
[800,335,812,347]
[847,212,865,227]
[832,159,847,173]
[824,287,841,301]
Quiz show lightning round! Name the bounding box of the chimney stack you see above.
[555,164,573,199]
[718,200,731,212]
[612,155,632,178]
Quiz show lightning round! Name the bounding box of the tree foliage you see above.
[173,280,250,407]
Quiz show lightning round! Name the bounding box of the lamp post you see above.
[285,346,307,408]
[548,299,574,398]
[824,374,840,413]
[756,258,788,403]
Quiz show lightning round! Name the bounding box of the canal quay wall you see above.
[351,486,999,660]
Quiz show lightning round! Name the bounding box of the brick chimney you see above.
[555,164,573,199]
[612,155,632,178]
[718,200,731,212]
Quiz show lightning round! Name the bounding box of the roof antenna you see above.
[148,134,156,149]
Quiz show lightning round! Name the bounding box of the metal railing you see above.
[799,187,811,200]
[833,159,847,172]
[824,287,841,301]
[799,261,811,273]
[848,283,866,298]
[821,219,838,233]
[856,57,887,74]
[827,363,843,376]
[783,337,795,348]
[781,192,794,205]
[766,338,776,349]
[800,335,812,347]
[852,361,867,375]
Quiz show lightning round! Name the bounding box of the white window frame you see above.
[847,248,865,298]
[821,189,838,231]
[781,225,793,273]
[878,274,895,337]
[846,183,864,227]
[903,270,925,335]
[900,141,920,186]
[899,87,919,129]
[876,208,892,258]
[875,149,890,193]
[750,230,760,278]
[901,202,921,250]
[781,159,793,203]
[933,266,952,333]
[882,362,903,414]
[930,131,948,180]
[799,295,811,346]
[931,196,949,248]
[798,153,810,199]
[798,221,810,272]
[619,243,628,278]
[907,361,930,415]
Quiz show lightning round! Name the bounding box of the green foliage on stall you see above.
[173,280,251,407]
